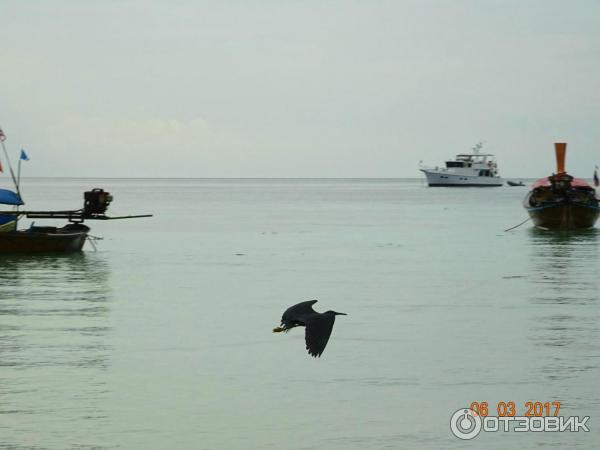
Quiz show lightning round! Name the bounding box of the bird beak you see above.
[335,312,347,316]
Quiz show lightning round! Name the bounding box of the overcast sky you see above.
[1,0,600,178]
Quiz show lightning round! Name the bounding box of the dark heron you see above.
[272,300,347,357]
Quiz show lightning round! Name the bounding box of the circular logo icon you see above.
[450,408,482,440]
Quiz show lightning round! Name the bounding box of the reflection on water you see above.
[528,228,599,305]
[0,253,112,449]
[1,253,112,319]
[527,229,600,386]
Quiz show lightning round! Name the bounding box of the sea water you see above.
[1,178,599,449]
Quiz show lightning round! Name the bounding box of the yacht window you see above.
[446,162,464,168]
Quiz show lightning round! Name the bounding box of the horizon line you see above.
[9,176,544,180]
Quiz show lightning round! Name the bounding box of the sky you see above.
[1,0,600,178]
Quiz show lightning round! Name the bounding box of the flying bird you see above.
[273,300,347,357]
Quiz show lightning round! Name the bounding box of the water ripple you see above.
[0,253,113,449]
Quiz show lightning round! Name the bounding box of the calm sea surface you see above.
[1,178,599,449]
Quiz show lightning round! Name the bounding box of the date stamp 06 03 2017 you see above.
[450,401,590,440]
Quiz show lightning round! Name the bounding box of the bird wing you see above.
[304,314,335,358]
[282,300,318,322]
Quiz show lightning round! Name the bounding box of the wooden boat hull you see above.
[0,226,88,254]
[526,202,600,230]
[524,168,600,230]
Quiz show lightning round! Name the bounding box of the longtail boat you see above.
[0,188,152,253]
[0,127,151,253]
[523,143,600,230]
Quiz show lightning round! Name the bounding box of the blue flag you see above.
[20,149,29,161]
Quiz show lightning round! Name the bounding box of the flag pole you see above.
[0,140,20,197]
[14,156,22,230]
[0,140,21,230]
[17,156,22,191]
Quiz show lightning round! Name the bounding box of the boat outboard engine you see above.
[83,188,113,217]
[549,173,573,192]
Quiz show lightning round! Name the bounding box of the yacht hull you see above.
[420,169,502,187]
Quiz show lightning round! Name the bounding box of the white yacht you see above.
[419,142,502,187]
